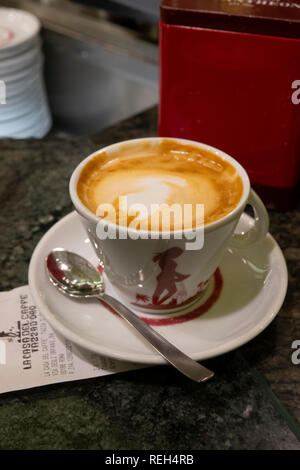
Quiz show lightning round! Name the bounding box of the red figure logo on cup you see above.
[152,247,189,306]
[131,247,207,311]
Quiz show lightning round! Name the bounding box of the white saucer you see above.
[0,8,40,58]
[0,42,41,74]
[0,101,51,138]
[1,55,42,83]
[4,73,42,102]
[28,211,288,364]
[0,94,44,121]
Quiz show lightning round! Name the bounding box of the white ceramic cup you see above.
[70,137,269,314]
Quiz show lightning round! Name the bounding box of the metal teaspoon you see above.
[45,249,214,383]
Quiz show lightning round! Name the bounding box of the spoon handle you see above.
[101,294,214,383]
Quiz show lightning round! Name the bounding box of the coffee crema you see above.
[77,140,243,231]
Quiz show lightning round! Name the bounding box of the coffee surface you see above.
[77,140,243,230]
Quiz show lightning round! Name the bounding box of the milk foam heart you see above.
[77,139,243,230]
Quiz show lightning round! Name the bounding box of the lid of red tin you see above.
[160,0,300,39]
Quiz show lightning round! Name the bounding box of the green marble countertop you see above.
[0,108,299,450]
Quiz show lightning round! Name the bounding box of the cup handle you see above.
[230,189,269,249]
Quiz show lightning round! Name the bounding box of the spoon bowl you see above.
[46,249,104,298]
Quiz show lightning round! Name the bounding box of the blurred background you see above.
[1,0,299,208]
[0,0,160,135]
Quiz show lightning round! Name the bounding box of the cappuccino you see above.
[77,139,243,231]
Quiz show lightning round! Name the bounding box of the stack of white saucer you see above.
[0,8,52,138]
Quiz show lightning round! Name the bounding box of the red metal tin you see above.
[159,0,300,209]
